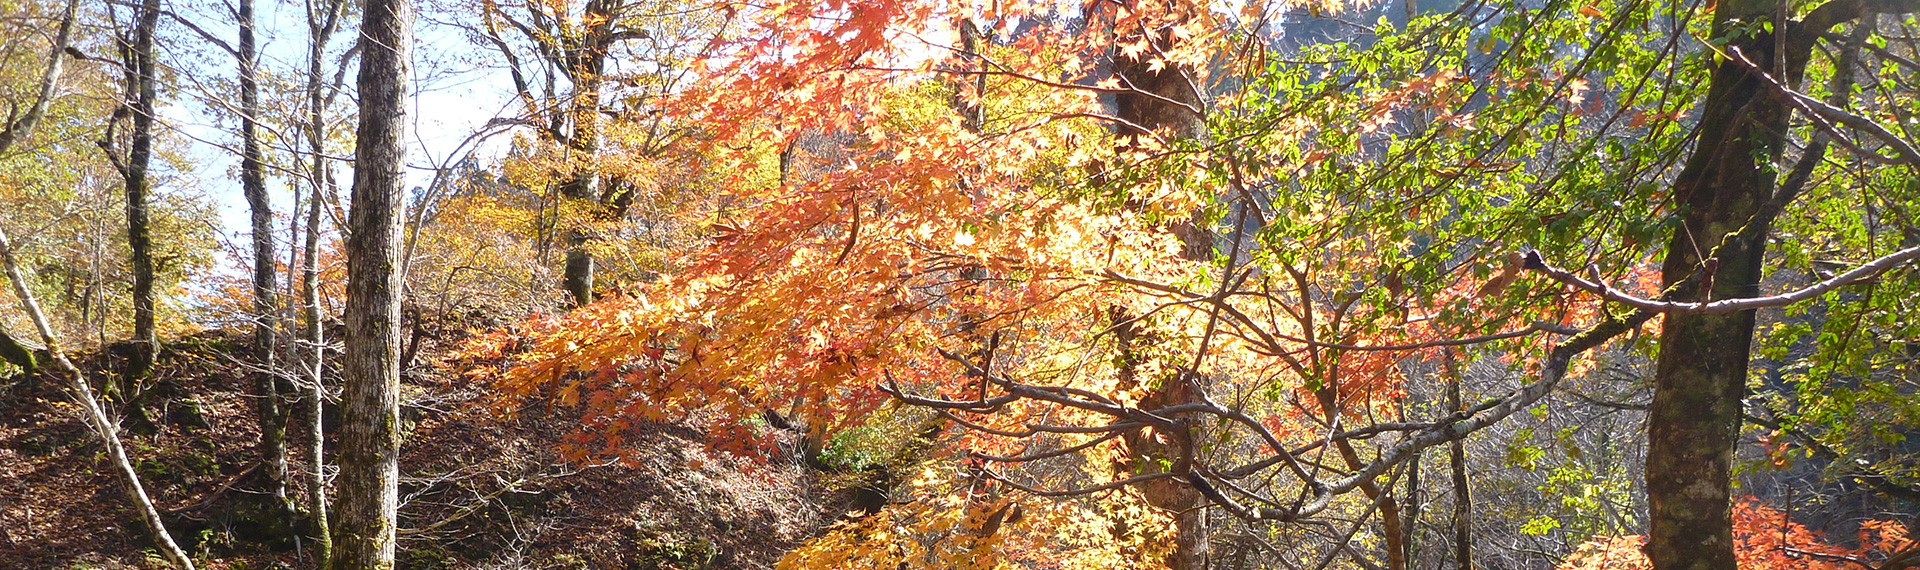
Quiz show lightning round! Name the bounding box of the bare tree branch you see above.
[1526,246,1920,314]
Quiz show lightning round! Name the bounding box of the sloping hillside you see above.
[0,327,834,569]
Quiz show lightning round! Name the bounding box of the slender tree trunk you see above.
[1444,348,1472,570]
[328,0,413,564]
[302,0,345,562]
[1322,393,1408,570]
[0,0,76,154]
[302,168,333,566]
[1403,447,1421,565]
[0,226,195,570]
[237,0,294,526]
[303,78,335,570]
[1303,302,1405,570]
[122,0,161,400]
[284,180,326,556]
[1399,359,1426,567]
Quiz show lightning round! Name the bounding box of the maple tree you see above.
[465,1,1672,569]
[464,0,1920,564]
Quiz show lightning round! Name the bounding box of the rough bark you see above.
[1111,315,1209,570]
[0,226,196,570]
[558,103,603,306]
[1109,4,1210,566]
[1642,7,1894,568]
[238,0,295,527]
[558,0,618,308]
[328,0,413,564]
[1112,7,1210,262]
[121,0,162,397]
[1645,6,1797,570]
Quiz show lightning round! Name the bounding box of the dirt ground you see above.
[0,329,832,570]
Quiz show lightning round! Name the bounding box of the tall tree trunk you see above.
[302,166,333,566]
[560,3,612,308]
[238,0,294,527]
[302,70,336,570]
[1645,5,1796,569]
[1643,6,1888,568]
[302,0,347,562]
[1109,7,1210,565]
[122,0,161,400]
[329,0,413,563]
[1,226,195,570]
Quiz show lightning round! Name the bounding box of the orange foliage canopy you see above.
[449,0,1642,485]
[449,0,1664,563]
[1558,498,1917,570]
[459,0,1238,457]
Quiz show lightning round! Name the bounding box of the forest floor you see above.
[0,324,837,570]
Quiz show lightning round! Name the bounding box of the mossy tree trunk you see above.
[558,0,620,308]
[1644,3,1893,569]
[328,0,413,564]
[237,0,295,530]
[116,0,162,415]
[300,0,350,562]
[1646,17,1788,570]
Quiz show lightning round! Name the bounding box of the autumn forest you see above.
[0,0,1916,567]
